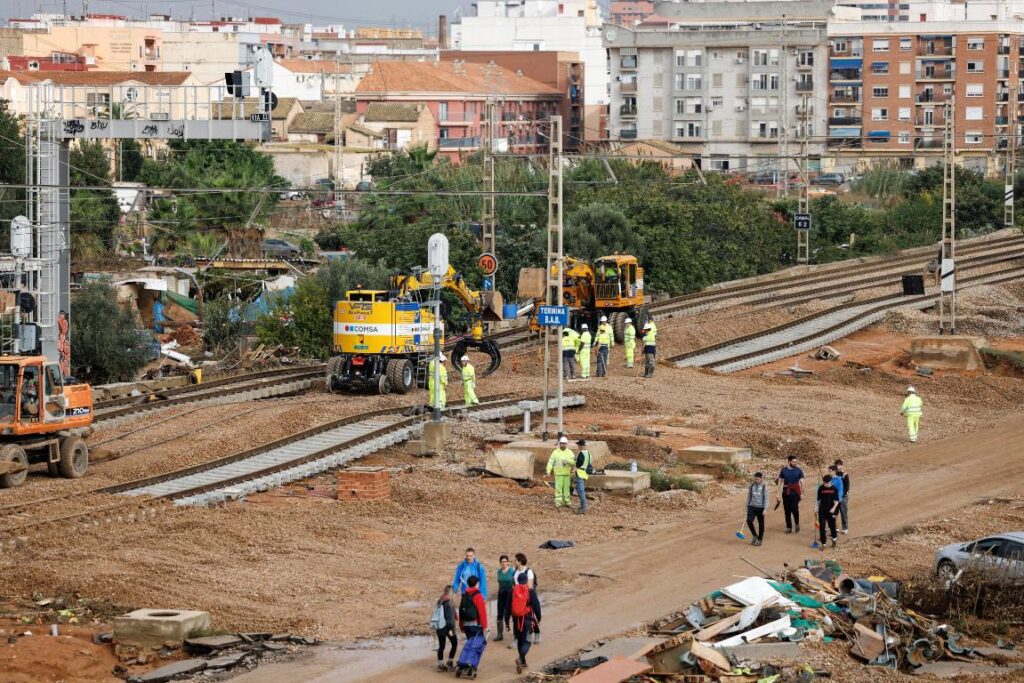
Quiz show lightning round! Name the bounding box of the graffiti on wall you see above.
[57,311,70,376]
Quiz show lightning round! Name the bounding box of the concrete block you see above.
[422,421,452,452]
[405,439,429,456]
[113,608,210,649]
[504,439,611,476]
[588,470,650,495]
[911,336,985,371]
[718,642,801,660]
[677,445,751,466]
[484,448,536,480]
[184,634,243,652]
[136,659,207,682]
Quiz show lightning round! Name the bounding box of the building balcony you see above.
[440,111,478,124]
[620,104,637,117]
[999,69,1011,79]
[998,92,1010,102]
[830,69,863,82]
[916,68,955,80]
[914,118,943,127]
[831,93,862,103]
[439,136,481,149]
[796,80,814,92]
[829,116,862,125]
[915,137,942,149]
[796,60,814,70]
[619,128,638,140]
[915,92,949,104]
[620,81,637,94]
[996,116,1010,125]
[620,56,638,70]
[831,50,863,58]
[750,131,780,140]
[999,44,1011,55]
[917,43,953,57]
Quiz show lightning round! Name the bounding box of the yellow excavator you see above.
[326,266,504,394]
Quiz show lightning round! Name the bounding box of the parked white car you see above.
[933,532,1024,580]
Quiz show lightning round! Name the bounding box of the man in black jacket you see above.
[834,459,850,534]
[816,474,841,550]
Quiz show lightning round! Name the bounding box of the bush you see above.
[70,283,150,383]
[605,462,701,492]
[203,298,245,353]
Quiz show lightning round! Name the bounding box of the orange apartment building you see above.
[828,15,1023,174]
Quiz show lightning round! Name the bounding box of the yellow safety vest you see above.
[578,331,592,351]
[546,447,574,476]
[427,360,448,387]
[561,333,576,350]
[901,394,922,415]
[461,363,475,384]
[575,449,591,480]
[643,328,656,346]
[597,324,614,347]
[623,324,636,346]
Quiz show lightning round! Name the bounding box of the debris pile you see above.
[544,559,1016,682]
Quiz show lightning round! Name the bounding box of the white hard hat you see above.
[581,323,589,329]
[906,386,915,393]
[625,317,632,323]
[643,322,652,329]
[558,436,568,444]
[438,354,447,363]
[600,315,608,322]
[460,355,469,363]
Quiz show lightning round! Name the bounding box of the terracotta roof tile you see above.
[277,59,355,74]
[288,111,335,133]
[0,70,192,86]
[356,60,561,97]
[212,97,301,120]
[363,102,423,122]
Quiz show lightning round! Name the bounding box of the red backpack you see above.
[511,584,532,619]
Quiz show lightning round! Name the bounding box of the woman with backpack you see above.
[495,555,516,642]
[510,573,542,674]
[513,553,541,644]
[430,586,458,672]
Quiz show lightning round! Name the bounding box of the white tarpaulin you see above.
[720,577,797,609]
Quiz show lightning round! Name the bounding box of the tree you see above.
[256,259,391,358]
[0,99,25,236]
[70,283,150,383]
[202,298,245,353]
[564,203,637,260]
[119,138,144,182]
[69,141,120,256]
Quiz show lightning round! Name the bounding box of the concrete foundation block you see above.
[422,421,452,452]
[484,448,536,480]
[504,439,610,476]
[405,439,430,456]
[588,470,650,495]
[911,335,985,371]
[113,608,211,648]
[677,445,752,466]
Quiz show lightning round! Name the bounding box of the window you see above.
[872,39,890,52]
[833,40,848,53]
[676,51,686,68]
[898,107,911,121]
[686,122,702,137]
[711,96,723,108]
[968,538,1004,555]
[769,73,780,90]
[688,50,703,67]
[768,48,780,66]
[736,50,746,63]
[966,106,984,120]
[676,98,686,114]
[438,102,448,120]
[798,50,814,67]
[967,37,984,50]
[923,109,934,125]
[871,62,889,74]
[898,131,910,144]
[965,131,983,144]
[709,156,730,171]
[966,84,984,97]
[899,61,911,75]
[753,49,768,66]
[872,86,889,98]
[712,73,723,88]
[899,85,911,99]
[439,127,450,139]
[967,61,984,73]
[686,97,702,114]
[686,75,703,90]
[675,73,686,90]
[712,120,722,136]
[899,38,912,51]
[871,107,888,121]
[1001,540,1024,562]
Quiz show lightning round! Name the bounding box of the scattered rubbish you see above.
[916,366,934,377]
[547,655,609,674]
[813,346,841,361]
[568,655,651,682]
[540,540,576,550]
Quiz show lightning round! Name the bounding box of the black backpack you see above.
[459,592,479,623]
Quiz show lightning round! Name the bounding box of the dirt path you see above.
[236,412,1024,683]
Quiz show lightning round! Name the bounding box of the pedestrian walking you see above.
[573,439,593,514]
[430,586,458,672]
[455,575,489,678]
[641,322,657,378]
[595,315,614,377]
[623,317,636,369]
[900,386,923,443]
[460,355,480,407]
[576,324,592,379]
[513,553,541,644]
[494,555,515,642]
[427,353,448,411]
[815,474,841,550]
[560,328,577,380]
[452,548,489,600]
[834,459,850,534]
[777,455,804,534]
[510,573,542,674]
[546,437,575,508]
[746,472,769,546]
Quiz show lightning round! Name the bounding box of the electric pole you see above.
[1005,84,1017,228]
[481,98,497,290]
[796,93,811,265]
[779,15,789,198]
[333,51,343,218]
[541,115,564,438]
[939,99,957,334]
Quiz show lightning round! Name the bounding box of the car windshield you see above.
[0,363,18,423]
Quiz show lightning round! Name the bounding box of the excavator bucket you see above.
[452,339,502,377]
[517,268,546,300]
[480,291,504,322]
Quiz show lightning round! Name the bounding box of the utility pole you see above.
[939,99,957,334]
[333,51,343,218]
[779,15,789,198]
[541,115,564,438]
[481,98,497,290]
[1005,83,1017,228]
[796,93,811,265]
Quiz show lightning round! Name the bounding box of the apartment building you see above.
[827,1,1024,172]
[605,0,835,173]
[609,1,656,27]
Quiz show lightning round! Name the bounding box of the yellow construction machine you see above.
[521,254,647,341]
[326,266,504,395]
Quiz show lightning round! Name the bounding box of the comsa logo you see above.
[344,324,378,333]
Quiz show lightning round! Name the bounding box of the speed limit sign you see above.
[477,252,498,276]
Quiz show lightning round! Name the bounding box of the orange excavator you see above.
[0,355,93,488]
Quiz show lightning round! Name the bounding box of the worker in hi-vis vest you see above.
[576,324,592,379]
[623,317,636,369]
[460,355,479,407]
[428,354,448,411]
[900,386,923,443]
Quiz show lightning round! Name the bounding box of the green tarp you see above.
[164,290,199,315]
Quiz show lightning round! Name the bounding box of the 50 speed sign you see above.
[477,252,498,276]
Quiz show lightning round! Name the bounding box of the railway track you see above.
[671,263,1023,373]
[0,393,585,544]
[93,366,323,424]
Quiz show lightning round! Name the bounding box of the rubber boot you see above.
[495,622,504,641]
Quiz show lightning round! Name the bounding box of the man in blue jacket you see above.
[452,547,488,600]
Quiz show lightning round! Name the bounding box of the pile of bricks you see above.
[336,467,391,501]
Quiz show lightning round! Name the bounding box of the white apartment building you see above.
[452,0,608,141]
[605,0,837,172]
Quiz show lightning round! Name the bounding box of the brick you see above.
[336,467,391,501]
